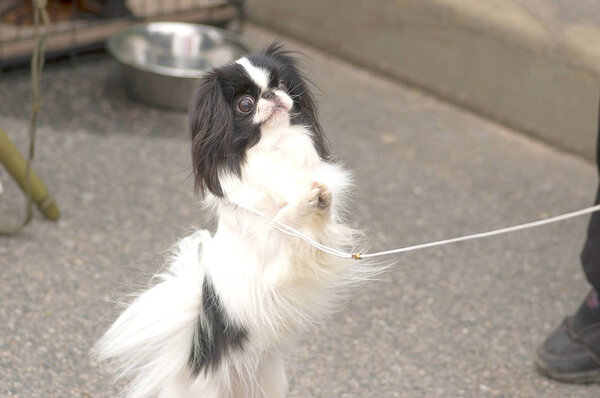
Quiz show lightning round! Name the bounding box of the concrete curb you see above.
[247,0,600,161]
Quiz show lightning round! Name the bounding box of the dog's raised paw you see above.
[317,184,331,210]
[306,181,331,212]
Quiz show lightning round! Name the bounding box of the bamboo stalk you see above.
[0,125,60,221]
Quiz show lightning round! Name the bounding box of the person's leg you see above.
[535,96,600,383]
[574,180,600,331]
[581,144,600,295]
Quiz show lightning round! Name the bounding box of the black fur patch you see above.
[189,276,248,376]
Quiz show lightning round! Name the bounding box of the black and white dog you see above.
[95,43,376,398]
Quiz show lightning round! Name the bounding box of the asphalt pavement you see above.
[1,24,599,397]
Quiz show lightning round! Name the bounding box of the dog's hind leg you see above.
[231,350,288,398]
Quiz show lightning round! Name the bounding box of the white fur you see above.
[253,91,293,126]
[95,105,379,398]
[237,57,269,91]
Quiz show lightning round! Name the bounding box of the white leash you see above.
[232,202,600,260]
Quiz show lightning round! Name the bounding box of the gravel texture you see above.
[1,24,599,397]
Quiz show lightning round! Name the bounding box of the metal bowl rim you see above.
[106,22,250,78]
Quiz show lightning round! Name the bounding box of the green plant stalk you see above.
[0,126,60,221]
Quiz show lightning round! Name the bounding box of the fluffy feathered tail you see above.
[93,230,211,398]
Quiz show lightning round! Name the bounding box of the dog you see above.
[94,43,378,398]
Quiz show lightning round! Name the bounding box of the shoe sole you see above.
[535,357,600,384]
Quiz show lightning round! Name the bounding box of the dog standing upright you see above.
[95,43,376,398]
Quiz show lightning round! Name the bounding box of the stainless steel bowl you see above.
[107,23,250,111]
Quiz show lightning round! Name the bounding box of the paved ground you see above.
[1,24,600,397]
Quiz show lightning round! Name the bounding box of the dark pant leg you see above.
[580,95,600,293]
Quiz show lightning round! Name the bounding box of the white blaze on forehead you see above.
[236,57,270,91]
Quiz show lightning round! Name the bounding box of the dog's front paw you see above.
[305,181,331,212]
[273,182,332,225]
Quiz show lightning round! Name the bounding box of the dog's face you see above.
[189,43,329,197]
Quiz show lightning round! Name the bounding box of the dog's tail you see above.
[92,230,211,398]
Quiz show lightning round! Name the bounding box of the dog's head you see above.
[188,42,329,197]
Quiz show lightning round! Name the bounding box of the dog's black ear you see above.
[289,72,330,160]
[263,42,330,160]
[189,72,233,197]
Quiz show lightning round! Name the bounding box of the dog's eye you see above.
[278,80,287,91]
[237,96,255,113]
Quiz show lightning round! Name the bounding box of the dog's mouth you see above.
[264,101,291,124]
[268,105,289,117]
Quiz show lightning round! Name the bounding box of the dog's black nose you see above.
[262,90,276,100]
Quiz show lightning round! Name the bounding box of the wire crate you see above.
[0,0,244,67]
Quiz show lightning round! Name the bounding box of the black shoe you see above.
[535,290,600,384]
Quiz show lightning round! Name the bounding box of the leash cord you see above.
[230,202,600,260]
[0,2,50,235]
